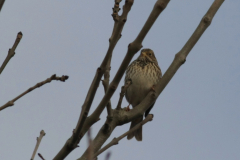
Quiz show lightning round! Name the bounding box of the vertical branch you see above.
[102,0,127,116]
[0,32,23,75]
[31,130,46,160]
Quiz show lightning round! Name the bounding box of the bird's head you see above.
[137,48,158,64]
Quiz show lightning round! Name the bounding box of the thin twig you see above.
[0,74,69,111]
[38,153,45,160]
[31,130,46,160]
[94,115,153,158]
[116,79,131,110]
[0,0,5,12]
[0,32,23,75]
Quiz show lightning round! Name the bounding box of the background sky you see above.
[0,0,239,160]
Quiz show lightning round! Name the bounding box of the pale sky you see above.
[0,0,240,160]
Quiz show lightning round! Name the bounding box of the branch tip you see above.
[17,32,23,39]
[155,1,166,10]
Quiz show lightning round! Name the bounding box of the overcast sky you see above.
[0,0,240,160]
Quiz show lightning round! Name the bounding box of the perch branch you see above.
[30,130,46,160]
[0,32,22,75]
[94,114,153,158]
[53,1,133,160]
[78,90,157,160]
[0,74,69,111]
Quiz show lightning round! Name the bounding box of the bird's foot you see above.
[125,104,131,111]
[151,85,156,92]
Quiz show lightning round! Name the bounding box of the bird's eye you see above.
[147,53,152,56]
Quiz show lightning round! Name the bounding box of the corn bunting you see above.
[125,48,162,141]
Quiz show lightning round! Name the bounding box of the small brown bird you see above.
[125,48,162,141]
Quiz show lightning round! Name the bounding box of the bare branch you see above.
[0,32,22,75]
[116,79,131,110]
[155,0,225,97]
[31,130,46,160]
[53,1,134,159]
[103,0,125,120]
[94,114,153,158]
[0,74,69,111]
[77,90,156,160]
[0,0,5,12]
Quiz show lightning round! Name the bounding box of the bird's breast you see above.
[125,62,161,107]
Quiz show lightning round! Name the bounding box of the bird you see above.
[124,48,162,141]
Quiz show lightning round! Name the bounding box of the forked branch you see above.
[93,114,153,158]
[53,1,134,159]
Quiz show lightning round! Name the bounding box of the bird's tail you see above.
[127,116,143,141]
